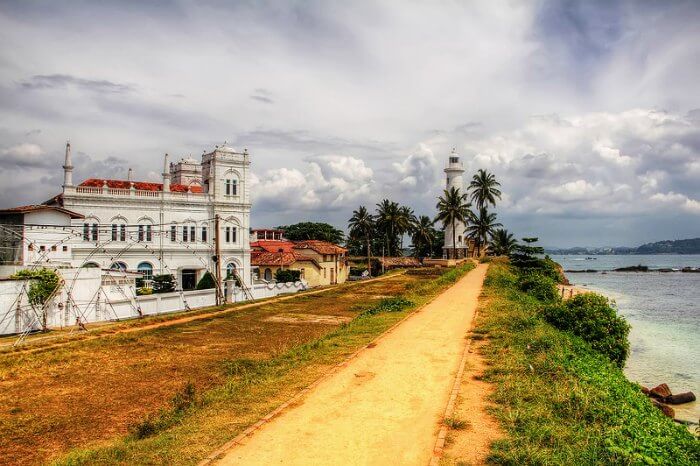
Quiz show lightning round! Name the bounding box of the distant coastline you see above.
[545,237,700,255]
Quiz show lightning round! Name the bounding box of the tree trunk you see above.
[366,236,372,277]
[452,220,456,259]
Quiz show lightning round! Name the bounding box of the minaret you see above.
[162,153,171,192]
[443,148,467,259]
[62,141,73,188]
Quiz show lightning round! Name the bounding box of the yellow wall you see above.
[257,251,348,287]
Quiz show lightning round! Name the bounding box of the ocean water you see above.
[553,255,700,423]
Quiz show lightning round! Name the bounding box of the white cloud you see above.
[649,192,700,214]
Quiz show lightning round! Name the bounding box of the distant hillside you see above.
[546,237,700,255]
[635,238,700,254]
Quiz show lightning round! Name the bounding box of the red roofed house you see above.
[250,232,348,287]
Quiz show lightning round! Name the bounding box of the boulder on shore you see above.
[664,392,696,405]
[649,383,673,399]
[614,265,649,272]
[651,399,675,419]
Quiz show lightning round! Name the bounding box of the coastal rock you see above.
[614,265,649,272]
[651,399,676,418]
[649,383,672,399]
[681,267,700,273]
[641,386,650,396]
[664,392,696,405]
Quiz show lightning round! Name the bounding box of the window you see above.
[51,245,57,251]
[112,224,118,241]
[201,226,207,242]
[40,245,46,252]
[137,262,153,281]
[183,226,188,242]
[190,226,195,242]
[225,179,238,196]
[138,225,144,241]
[226,262,236,279]
[110,262,127,271]
[146,225,153,242]
[264,268,272,281]
[28,244,34,251]
[62,246,68,252]
[225,227,230,243]
[91,223,98,241]
[83,224,89,241]
[224,226,237,243]
[120,225,126,242]
[170,225,176,242]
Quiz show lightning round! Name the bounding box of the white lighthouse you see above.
[443,149,469,259]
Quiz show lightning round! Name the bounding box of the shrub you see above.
[10,268,61,306]
[152,274,176,294]
[136,287,152,296]
[518,272,560,302]
[361,297,413,316]
[543,293,630,367]
[196,271,216,290]
[275,269,301,283]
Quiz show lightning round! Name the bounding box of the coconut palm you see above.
[375,199,402,256]
[411,215,436,259]
[465,207,502,257]
[435,187,472,259]
[490,228,517,256]
[469,169,502,209]
[348,206,375,276]
[397,205,417,253]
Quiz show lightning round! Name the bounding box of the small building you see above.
[251,238,348,287]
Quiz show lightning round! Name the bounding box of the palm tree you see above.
[469,169,502,209]
[465,207,502,257]
[397,205,417,253]
[490,228,517,256]
[348,206,375,276]
[375,199,401,256]
[411,215,436,259]
[435,187,472,259]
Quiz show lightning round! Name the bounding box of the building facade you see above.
[1,142,252,291]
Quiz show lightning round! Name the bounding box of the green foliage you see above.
[490,228,518,256]
[361,297,414,316]
[195,272,216,290]
[152,274,176,294]
[136,287,152,296]
[10,268,60,306]
[543,293,631,368]
[277,222,344,243]
[518,271,560,303]
[435,187,472,258]
[480,264,698,465]
[274,269,301,283]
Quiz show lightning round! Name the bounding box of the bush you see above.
[136,287,152,296]
[361,297,413,316]
[196,271,216,290]
[543,293,630,367]
[518,272,560,302]
[10,268,61,306]
[274,269,301,283]
[152,274,176,294]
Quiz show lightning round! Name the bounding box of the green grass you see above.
[53,262,475,465]
[478,261,699,465]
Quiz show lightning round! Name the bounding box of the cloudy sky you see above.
[1,0,699,247]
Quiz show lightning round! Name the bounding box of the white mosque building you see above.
[0,142,252,291]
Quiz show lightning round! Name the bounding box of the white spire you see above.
[62,140,73,188]
[162,153,171,192]
[127,168,133,182]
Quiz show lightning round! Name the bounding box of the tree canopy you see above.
[277,222,344,243]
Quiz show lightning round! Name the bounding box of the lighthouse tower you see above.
[443,149,469,259]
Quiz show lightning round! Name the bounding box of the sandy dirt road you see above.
[215,264,488,466]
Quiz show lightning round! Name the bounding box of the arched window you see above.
[110,262,127,271]
[137,218,154,242]
[224,177,238,196]
[264,268,272,281]
[82,262,99,268]
[226,262,237,279]
[137,262,153,281]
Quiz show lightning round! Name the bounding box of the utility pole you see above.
[214,214,223,305]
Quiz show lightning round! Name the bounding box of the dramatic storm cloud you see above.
[0,0,698,246]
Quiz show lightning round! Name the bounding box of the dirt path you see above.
[213,264,488,466]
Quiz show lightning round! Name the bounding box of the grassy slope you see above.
[477,261,699,465]
[55,263,475,465]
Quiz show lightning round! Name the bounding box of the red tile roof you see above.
[251,250,321,268]
[0,204,84,219]
[79,178,203,193]
[293,240,347,255]
[251,240,295,253]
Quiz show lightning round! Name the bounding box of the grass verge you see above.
[477,260,699,465]
[53,262,475,465]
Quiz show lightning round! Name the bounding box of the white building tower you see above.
[443,149,469,259]
[62,141,73,188]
